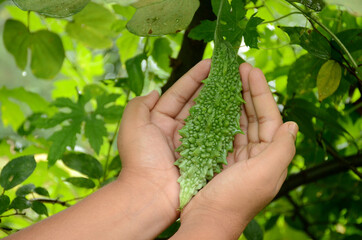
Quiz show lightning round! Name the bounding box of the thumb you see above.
[258,121,298,175]
[121,90,160,128]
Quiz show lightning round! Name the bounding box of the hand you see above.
[117,60,213,227]
[172,63,298,239]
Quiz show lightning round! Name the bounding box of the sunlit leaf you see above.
[0,155,36,190]
[66,2,117,49]
[12,0,90,18]
[127,0,199,36]
[3,19,30,70]
[30,30,65,79]
[62,152,103,179]
[65,177,96,188]
[317,60,342,101]
[31,201,48,216]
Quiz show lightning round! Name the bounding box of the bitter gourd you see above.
[175,0,245,209]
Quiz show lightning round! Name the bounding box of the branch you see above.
[30,198,71,207]
[275,153,362,199]
[161,0,216,93]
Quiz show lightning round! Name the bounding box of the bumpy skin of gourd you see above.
[175,38,244,209]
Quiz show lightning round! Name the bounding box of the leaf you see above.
[48,120,82,167]
[280,27,331,59]
[3,19,30,70]
[151,38,172,71]
[157,220,181,238]
[109,155,122,171]
[10,196,31,211]
[244,13,264,49]
[62,152,103,179]
[264,215,280,231]
[66,2,117,49]
[84,114,107,154]
[125,53,147,96]
[34,187,50,197]
[116,30,140,62]
[287,54,325,96]
[317,60,342,101]
[333,28,362,53]
[31,201,48,216]
[16,183,36,196]
[65,177,96,188]
[0,155,36,190]
[0,195,10,215]
[188,20,216,42]
[12,0,91,18]
[243,219,264,240]
[30,30,65,79]
[288,0,325,11]
[127,0,200,36]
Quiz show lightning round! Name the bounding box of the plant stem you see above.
[261,12,302,25]
[288,1,359,71]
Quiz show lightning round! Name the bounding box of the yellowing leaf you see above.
[317,60,342,101]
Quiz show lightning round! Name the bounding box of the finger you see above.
[120,90,160,129]
[154,59,211,118]
[242,67,259,143]
[234,63,254,148]
[257,122,298,175]
[248,68,283,142]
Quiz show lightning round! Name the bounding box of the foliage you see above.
[0,0,361,239]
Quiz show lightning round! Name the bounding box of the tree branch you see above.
[275,153,362,200]
[30,198,71,207]
[161,0,216,93]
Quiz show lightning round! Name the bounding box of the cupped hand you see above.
[177,63,298,238]
[117,60,212,224]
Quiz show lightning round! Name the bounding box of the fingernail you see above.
[288,122,298,139]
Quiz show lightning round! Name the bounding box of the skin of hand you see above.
[118,59,298,239]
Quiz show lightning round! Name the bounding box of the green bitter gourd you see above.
[175,0,245,210]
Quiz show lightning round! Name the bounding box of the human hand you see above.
[172,63,298,239]
[117,60,213,228]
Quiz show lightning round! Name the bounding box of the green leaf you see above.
[48,120,82,167]
[16,183,36,196]
[62,152,103,179]
[109,155,122,171]
[333,28,362,53]
[3,19,30,70]
[188,20,216,43]
[127,0,200,36]
[244,13,264,49]
[287,54,325,96]
[84,114,107,154]
[0,155,36,190]
[30,30,65,79]
[52,97,82,110]
[31,201,48,216]
[65,177,96,188]
[280,27,331,59]
[317,60,342,101]
[12,0,90,18]
[34,187,50,197]
[288,0,325,11]
[243,219,264,240]
[264,215,280,231]
[151,38,172,71]
[125,53,147,96]
[10,196,31,211]
[0,195,10,215]
[66,2,117,49]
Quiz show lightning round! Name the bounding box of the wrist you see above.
[114,171,179,239]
